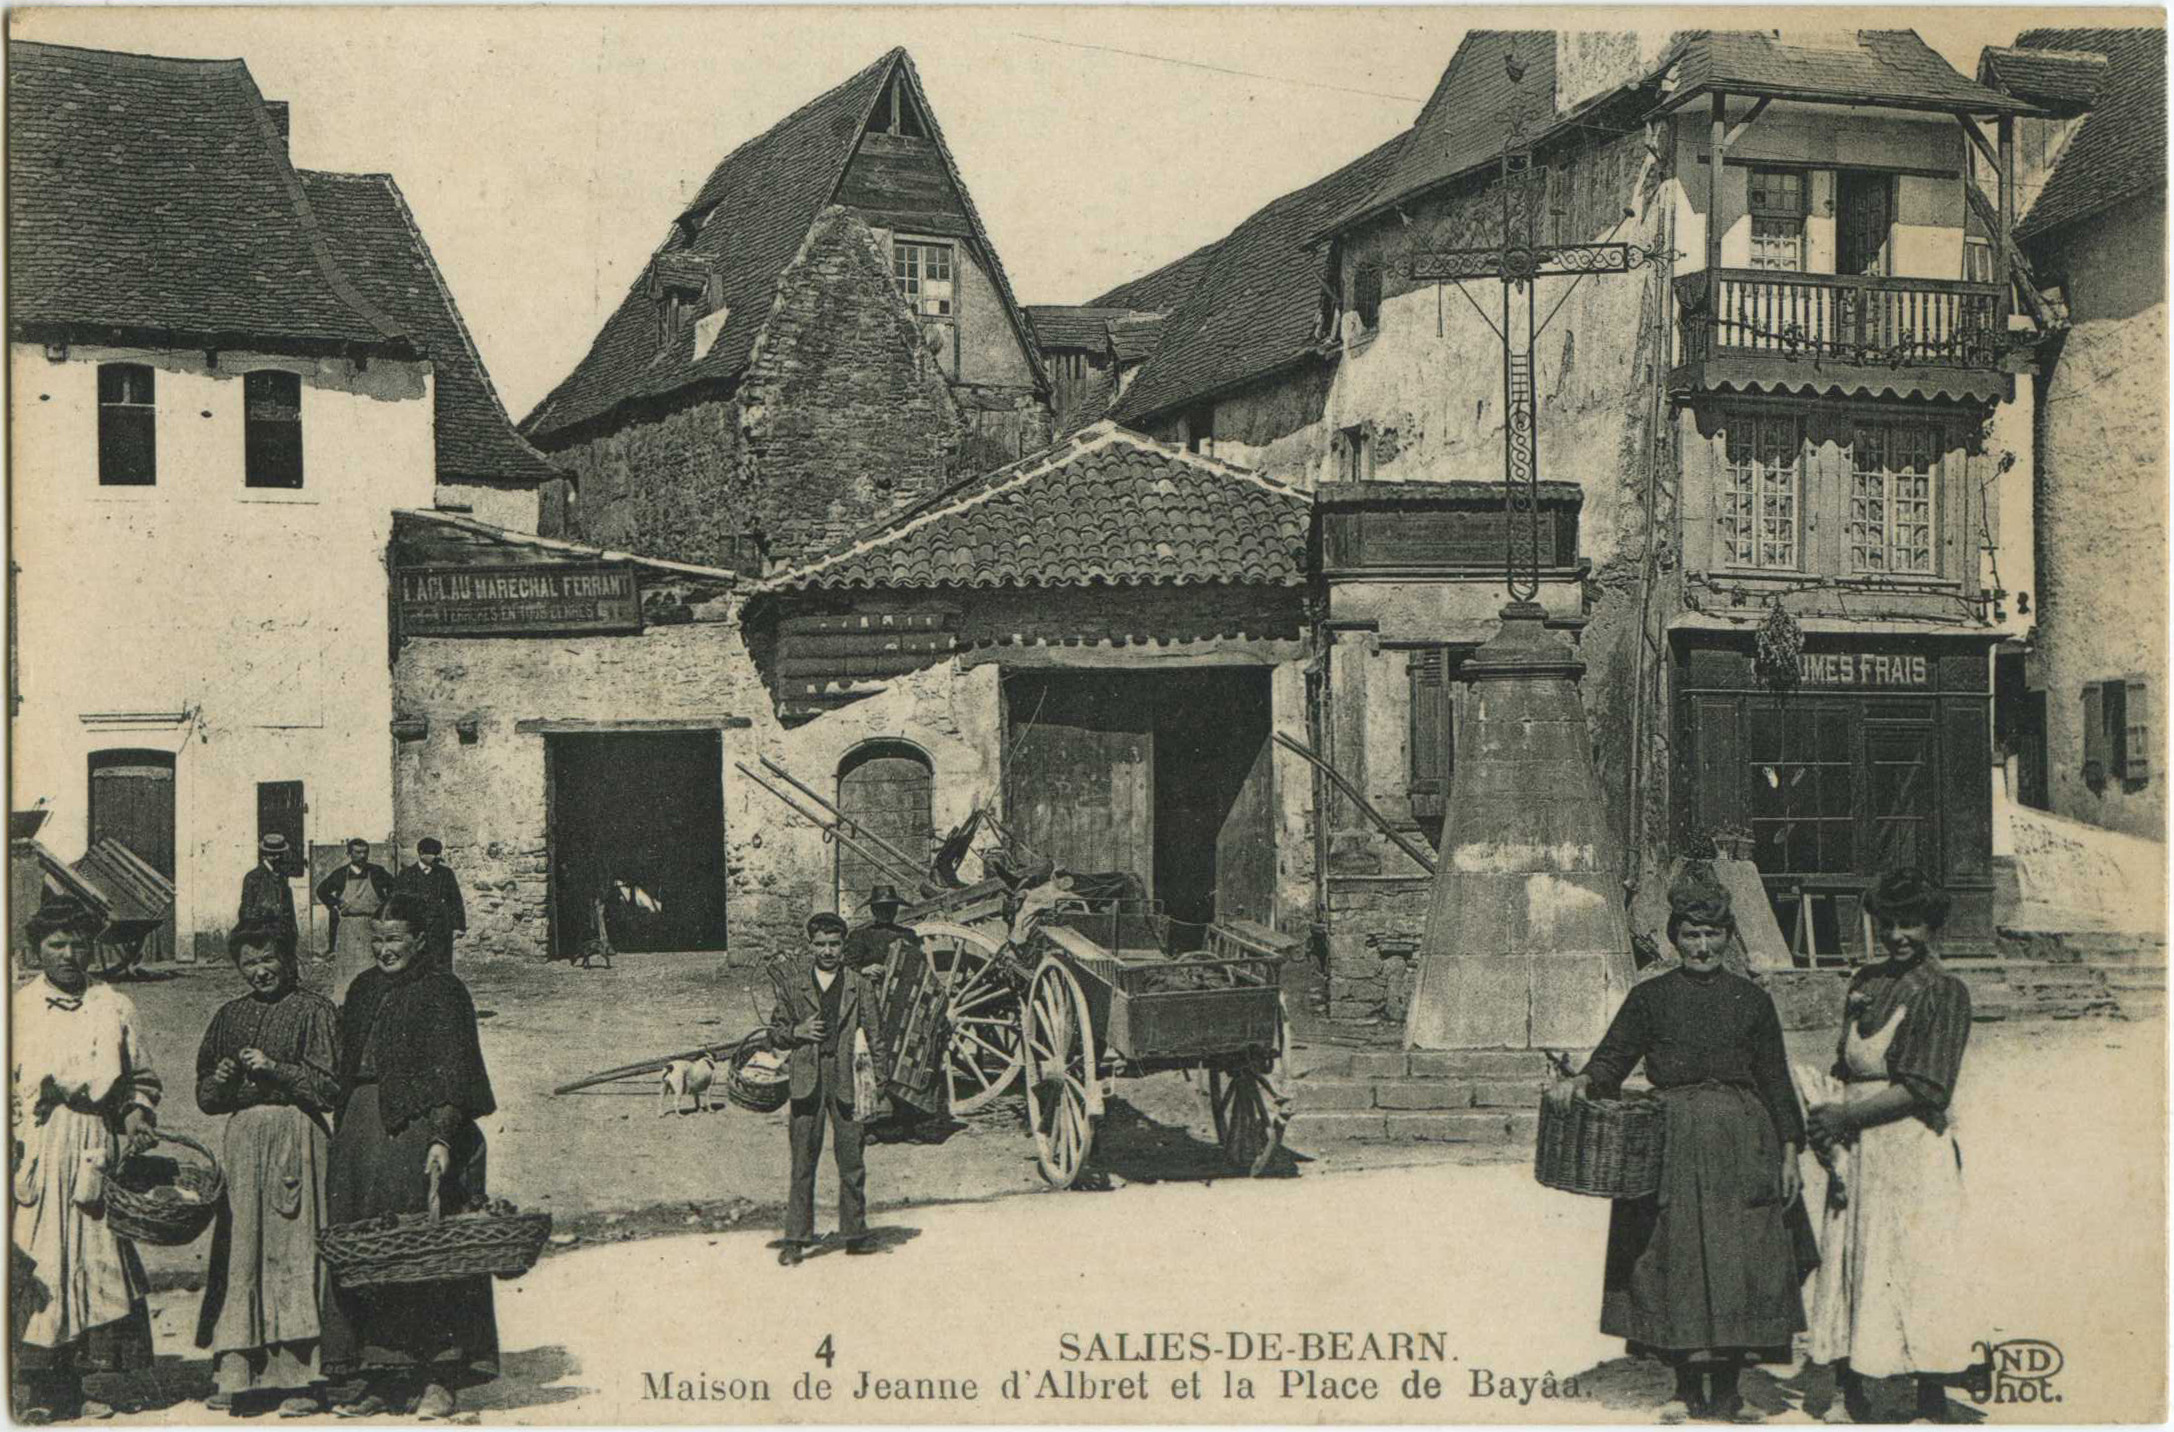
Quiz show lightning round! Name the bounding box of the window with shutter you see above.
[2124,675,2152,786]
[98,363,157,486]
[1408,648,1454,840]
[2082,683,2107,788]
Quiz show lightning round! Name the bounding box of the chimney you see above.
[263,101,290,151]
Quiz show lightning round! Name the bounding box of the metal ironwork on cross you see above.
[1404,46,1667,603]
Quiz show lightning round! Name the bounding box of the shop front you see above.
[1672,623,2000,958]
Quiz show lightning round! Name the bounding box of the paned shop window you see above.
[1720,413,1801,570]
[894,241,954,319]
[98,363,157,486]
[1748,168,1806,273]
[244,370,304,489]
[1848,423,1938,575]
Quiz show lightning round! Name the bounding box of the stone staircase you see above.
[1285,1047,1556,1146]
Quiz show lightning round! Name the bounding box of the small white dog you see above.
[659,1054,717,1115]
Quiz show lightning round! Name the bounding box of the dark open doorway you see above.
[1003,669,1275,946]
[546,731,727,955]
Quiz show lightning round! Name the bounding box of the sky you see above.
[12,5,2143,423]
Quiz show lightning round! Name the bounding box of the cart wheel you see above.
[914,922,1023,1115]
[1022,958,1097,1188]
[1208,994,1290,1176]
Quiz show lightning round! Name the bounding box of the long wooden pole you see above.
[552,1036,758,1095]
[734,762,923,888]
[1272,731,1439,876]
[758,755,928,878]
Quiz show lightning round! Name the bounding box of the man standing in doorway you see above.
[238,834,299,950]
[767,912,890,1265]
[393,837,467,970]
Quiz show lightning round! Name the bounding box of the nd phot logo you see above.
[1968,1339,2064,1406]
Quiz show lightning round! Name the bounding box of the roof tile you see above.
[2011,28,2166,242]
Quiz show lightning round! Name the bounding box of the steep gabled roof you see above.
[1025,305,1133,352]
[7,41,408,355]
[522,48,1041,446]
[1110,134,1405,426]
[1664,30,2039,115]
[1332,31,1557,237]
[1978,46,2109,117]
[756,423,1311,591]
[2013,28,2167,243]
[1088,237,1224,313]
[301,172,559,486]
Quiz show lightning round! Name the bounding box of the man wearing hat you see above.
[238,836,299,950]
[843,884,917,974]
[391,838,467,970]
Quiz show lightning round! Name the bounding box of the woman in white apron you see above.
[1805,868,1975,1424]
[10,897,162,1423]
[315,839,392,1001]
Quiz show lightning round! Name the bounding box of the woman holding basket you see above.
[1547,865,1807,1424]
[319,893,499,1419]
[1805,868,1975,1424]
[9,896,162,1423]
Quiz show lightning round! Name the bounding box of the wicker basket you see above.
[1534,1091,1666,1199]
[105,1131,224,1246]
[319,1176,551,1290]
[725,1035,791,1114]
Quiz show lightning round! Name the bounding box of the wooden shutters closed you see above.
[1408,648,1454,827]
[836,744,934,908]
[88,750,174,960]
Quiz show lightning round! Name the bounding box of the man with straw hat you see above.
[239,835,299,950]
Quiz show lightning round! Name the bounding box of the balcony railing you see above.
[1677,270,2005,372]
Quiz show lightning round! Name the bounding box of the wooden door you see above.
[1837,170,1893,278]
[1005,673,1154,895]
[88,750,174,959]
[836,744,934,909]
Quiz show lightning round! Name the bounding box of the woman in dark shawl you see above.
[1548,864,1810,1424]
[319,893,498,1419]
[1806,868,1976,1424]
[193,920,339,1414]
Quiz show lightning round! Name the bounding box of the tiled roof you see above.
[1334,31,1557,235]
[2013,29,2166,242]
[7,41,408,354]
[301,172,559,486]
[1667,30,2038,114]
[1109,314,1167,364]
[757,423,1311,591]
[1088,239,1222,312]
[1024,305,1133,352]
[1111,134,1405,425]
[523,48,1040,445]
[1978,47,2109,115]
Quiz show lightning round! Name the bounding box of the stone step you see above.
[1296,1047,1562,1080]
[1286,1109,1529,1145]
[1291,1076,1550,1114]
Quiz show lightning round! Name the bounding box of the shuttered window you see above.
[2085,677,2154,789]
[2124,675,2152,785]
[2082,683,2108,787]
[98,363,156,486]
[1408,648,1454,836]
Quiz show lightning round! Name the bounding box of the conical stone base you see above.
[1403,602,1635,1051]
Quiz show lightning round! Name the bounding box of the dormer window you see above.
[649,256,720,352]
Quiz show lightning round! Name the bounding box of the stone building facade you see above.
[521,48,1050,573]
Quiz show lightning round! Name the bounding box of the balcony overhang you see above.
[1668,360,2013,407]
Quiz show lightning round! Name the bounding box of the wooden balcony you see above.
[1673,270,2016,404]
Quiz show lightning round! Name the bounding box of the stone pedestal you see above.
[1404,602,1635,1050]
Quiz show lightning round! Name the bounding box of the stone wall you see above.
[1322,874,1432,1021]
[552,397,744,567]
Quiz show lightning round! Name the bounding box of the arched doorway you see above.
[87,749,175,960]
[835,742,932,913]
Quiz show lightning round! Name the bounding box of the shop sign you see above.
[397,562,642,636]
[1796,652,1932,688]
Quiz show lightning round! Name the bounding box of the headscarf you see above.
[1863,866,1950,930]
[1667,860,1733,927]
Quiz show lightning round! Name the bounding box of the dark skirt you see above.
[1599,1083,1808,1355]
[319,1086,498,1382]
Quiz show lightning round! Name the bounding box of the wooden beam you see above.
[1997,114,2017,327]
[1708,92,1728,278]
[513,717,752,734]
[1956,114,1999,171]
[1723,97,1771,150]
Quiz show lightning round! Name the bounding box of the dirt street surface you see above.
[47,953,2170,1423]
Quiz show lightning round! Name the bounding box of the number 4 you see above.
[815,1335,835,1369]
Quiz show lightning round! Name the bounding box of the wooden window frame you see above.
[893,239,955,320]
[243,370,304,490]
[1846,422,1940,576]
[2084,677,2153,790]
[1719,410,1804,572]
[97,362,157,487]
[1748,167,1807,274]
